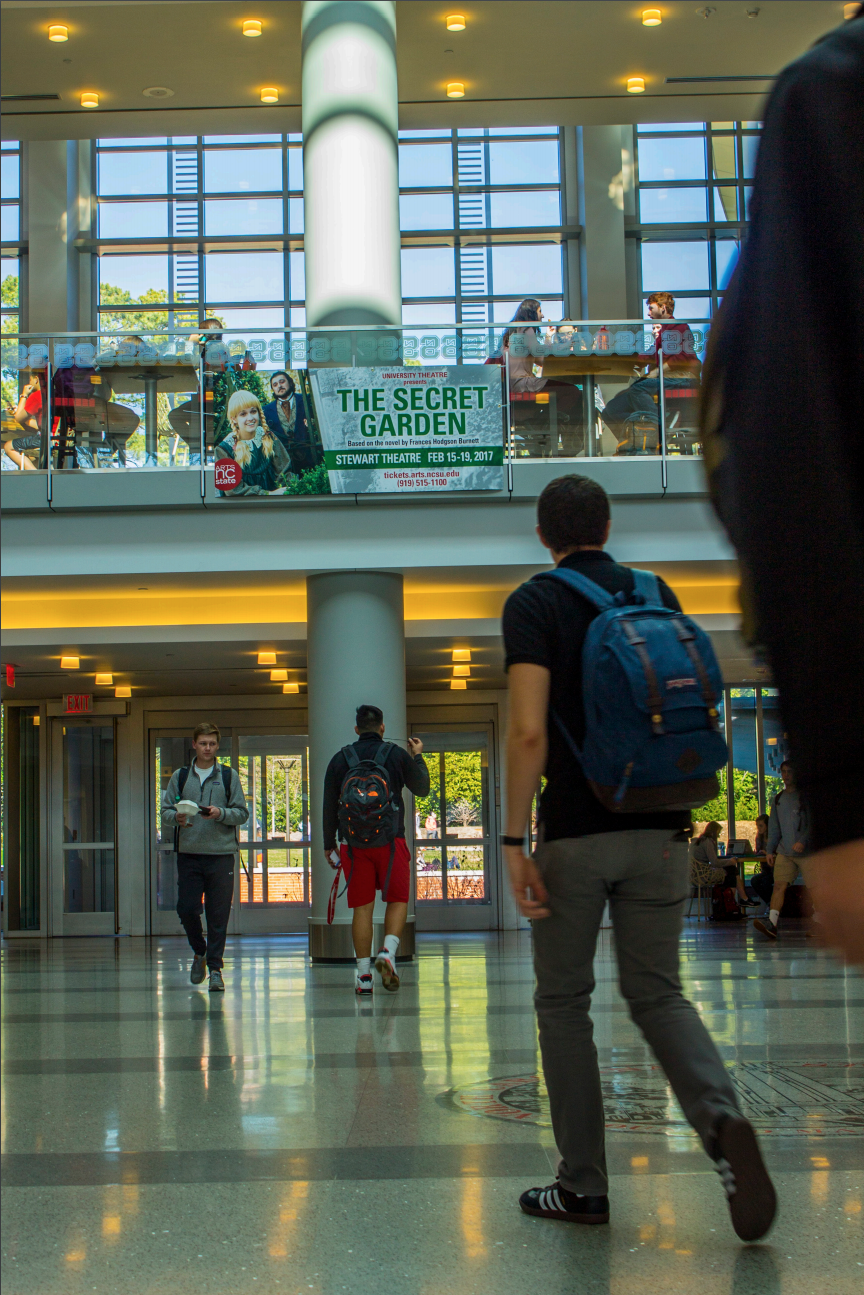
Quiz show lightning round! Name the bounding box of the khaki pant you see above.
[773,852,811,888]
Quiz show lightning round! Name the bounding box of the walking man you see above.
[502,475,776,1240]
[162,722,249,991]
[323,705,429,995]
[754,761,812,941]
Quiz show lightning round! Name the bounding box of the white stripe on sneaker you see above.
[551,1188,564,1213]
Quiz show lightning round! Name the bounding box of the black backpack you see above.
[337,743,401,896]
[173,764,233,853]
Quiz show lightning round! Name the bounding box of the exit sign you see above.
[64,694,93,714]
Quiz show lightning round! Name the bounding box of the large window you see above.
[92,128,565,331]
[634,121,761,320]
[1,140,21,338]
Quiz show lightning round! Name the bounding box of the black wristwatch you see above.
[500,834,526,847]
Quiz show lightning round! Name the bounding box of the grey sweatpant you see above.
[532,829,741,1196]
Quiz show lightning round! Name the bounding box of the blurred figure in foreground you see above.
[702,7,864,962]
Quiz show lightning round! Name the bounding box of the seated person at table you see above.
[503,298,584,455]
[691,821,757,907]
[3,374,43,469]
[262,371,322,473]
[214,390,292,496]
[55,350,140,465]
[601,292,700,446]
[749,814,774,911]
[168,317,258,452]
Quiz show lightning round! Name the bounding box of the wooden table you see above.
[541,354,646,378]
[96,364,198,459]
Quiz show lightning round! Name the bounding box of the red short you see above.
[341,838,411,907]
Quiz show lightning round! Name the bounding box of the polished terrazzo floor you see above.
[1,924,862,1295]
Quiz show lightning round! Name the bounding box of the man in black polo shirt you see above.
[502,475,775,1241]
[323,705,429,995]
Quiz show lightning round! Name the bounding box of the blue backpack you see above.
[535,567,728,813]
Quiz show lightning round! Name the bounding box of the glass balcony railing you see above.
[1,321,707,496]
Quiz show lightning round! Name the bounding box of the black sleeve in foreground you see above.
[322,753,345,850]
[401,750,431,799]
[502,583,555,671]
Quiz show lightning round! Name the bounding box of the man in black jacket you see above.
[323,705,429,995]
[702,6,864,963]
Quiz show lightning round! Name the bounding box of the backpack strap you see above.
[374,741,394,768]
[342,745,360,767]
[220,764,232,797]
[177,766,189,797]
[534,567,616,611]
[630,568,663,607]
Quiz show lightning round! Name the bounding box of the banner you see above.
[309,365,504,494]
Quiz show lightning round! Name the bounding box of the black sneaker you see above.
[753,916,778,940]
[519,1182,609,1225]
[190,954,207,985]
[712,1113,777,1242]
[208,969,225,992]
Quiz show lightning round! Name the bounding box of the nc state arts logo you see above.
[215,458,242,490]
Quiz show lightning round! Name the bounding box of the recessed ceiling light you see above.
[243,19,262,37]
[95,673,113,686]
[257,651,277,665]
[48,24,68,41]
[282,682,300,694]
[453,664,470,677]
[260,87,279,103]
[142,87,174,99]
[270,669,288,681]
[627,77,646,94]
[642,8,662,25]
[447,82,465,98]
[450,678,467,690]
[446,14,466,30]
[845,1,859,15]
[80,92,99,108]
[452,648,471,662]
[60,655,80,669]
[115,686,132,698]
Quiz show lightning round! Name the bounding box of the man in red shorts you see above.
[323,705,429,995]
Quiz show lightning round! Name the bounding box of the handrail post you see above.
[659,349,668,490]
[198,353,206,500]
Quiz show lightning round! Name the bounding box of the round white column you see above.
[302,0,402,327]
[306,571,412,959]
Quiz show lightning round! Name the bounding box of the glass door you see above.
[411,727,499,931]
[51,717,116,934]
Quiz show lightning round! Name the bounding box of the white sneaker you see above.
[374,948,400,992]
[354,970,373,997]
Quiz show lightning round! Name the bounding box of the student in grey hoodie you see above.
[161,722,248,990]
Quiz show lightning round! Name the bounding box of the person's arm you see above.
[214,769,249,826]
[705,837,719,865]
[504,663,551,919]
[322,754,342,851]
[400,744,431,799]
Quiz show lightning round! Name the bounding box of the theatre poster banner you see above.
[308,365,505,494]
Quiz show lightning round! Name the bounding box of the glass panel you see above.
[637,122,704,133]
[639,187,707,222]
[414,737,489,905]
[205,251,283,302]
[487,126,558,136]
[711,135,737,181]
[399,128,452,139]
[760,688,786,806]
[1,154,20,200]
[98,151,169,196]
[65,849,115,914]
[490,243,562,296]
[289,196,304,233]
[445,846,485,900]
[400,247,455,297]
[402,302,457,325]
[287,148,303,192]
[692,694,729,843]
[742,135,760,179]
[289,250,305,300]
[203,198,283,236]
[715,240,740,288]
[203,147,282,193]
[235,737,310,905]
[100,254,169,301]
[713,187,738,222]
[2,255,19,305]
[444,750,484,839]
[203,134,281,144]
[398,143,453,188]
[488,140,560,185]
[641,240,710,291]
[63,724,114,844]
[638,137,707,181]
[488,189,561,227]
[1,207,20,241]
[399,192,454,231]
[98,201,169,238]
[10,709,40,930]
[728,688,759,850]
[99,137,169,147]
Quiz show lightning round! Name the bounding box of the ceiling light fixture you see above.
[95,673,113,686]
[142,86,174,99]
[270,669,288,681]
[446,82,465,98]
[845,2,859,16]
[446,14,466,30]
[282,682,300,694]
[627,77,646,94]
[642,8,662,24]
[260,87,279,103]
[80,92,100,108]
[450,678,467,690]
[243,19,263,37]
[48,24,68,41]
[60,655,80,669]
[452,648,471,662]
[115,686,132,698]
[257,651,277,666]
[453,664,470,678]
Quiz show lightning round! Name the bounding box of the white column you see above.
[25,140,69,335]
[306,572,411,959]
[301,0,402,326]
